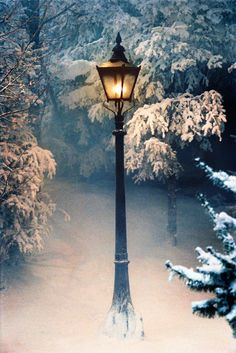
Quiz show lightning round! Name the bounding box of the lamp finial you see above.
[116,32,122,45]
[110,32,128,63]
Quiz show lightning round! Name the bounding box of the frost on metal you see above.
[103,302,144,340]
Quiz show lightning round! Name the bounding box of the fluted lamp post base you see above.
[104,302,144,340]
[103,258,144,340]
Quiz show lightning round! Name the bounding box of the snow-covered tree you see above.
[125,90,226,244]
[126,91,226,181]
[38,0,235,181]
[19,0,79,141]
[123,0,235,244]
[166,161,236,338]
[133,0,236,102]
[41,0,141,177]
[0,2,56,263]
[47,58,114,177]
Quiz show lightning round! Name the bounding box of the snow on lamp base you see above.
[103,302,144,340]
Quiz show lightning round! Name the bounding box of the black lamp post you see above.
[96,33,143,339]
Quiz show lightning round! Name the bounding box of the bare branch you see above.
[41,2,76,26]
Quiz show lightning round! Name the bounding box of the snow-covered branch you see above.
[125,91,225,182]
[166,164,236,338]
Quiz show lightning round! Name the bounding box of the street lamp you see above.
[96,33,143,339]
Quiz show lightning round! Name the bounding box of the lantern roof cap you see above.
[110,32,128,63]
[98,60,135,68]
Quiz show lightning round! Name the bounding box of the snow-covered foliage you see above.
[126,91,226,182]
[197,159,236,193]
[166,163,236,338]
[0,3,56,263]
[228,63,236,73]
[50,59,94,81]
[42,0,235,178]
[134,4,235,103]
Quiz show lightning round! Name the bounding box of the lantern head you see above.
[96,33,140,102]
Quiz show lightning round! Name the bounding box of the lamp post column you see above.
[104,103,144,339]
[112,109,132,309]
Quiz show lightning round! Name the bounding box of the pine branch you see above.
[197,194,236,254]
[192,298,219,318]
[165,260,216,292]
[197,193,216,221]
[0,109,28,119]
[206,246,236,270]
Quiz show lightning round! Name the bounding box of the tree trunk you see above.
[21,0,40,49]
[167,175,177,246]
[40,62,64,137]
[21,0,63,142]
[21,0,42,140]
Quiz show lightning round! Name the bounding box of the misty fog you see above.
[1,0,236,352]
[1,179,235,353]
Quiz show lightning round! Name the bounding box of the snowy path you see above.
[1,180,235,353]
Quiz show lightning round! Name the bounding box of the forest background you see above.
[0,0,236,272]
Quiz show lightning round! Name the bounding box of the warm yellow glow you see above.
[112,83,127,98]
[96,60,140,101]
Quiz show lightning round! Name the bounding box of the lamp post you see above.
[96,33,143,339]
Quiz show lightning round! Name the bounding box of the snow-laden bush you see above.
[166,161,236,337]
[0,5,56,263]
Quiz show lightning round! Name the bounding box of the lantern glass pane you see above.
[102,73,123,100]
[97,62,140,101]
[122,73,136,100]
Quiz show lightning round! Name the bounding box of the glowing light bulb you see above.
[113,83,127,98]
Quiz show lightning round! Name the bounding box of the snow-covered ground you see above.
[1,179,235,353]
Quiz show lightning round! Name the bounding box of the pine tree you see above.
[166,160,236,338]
